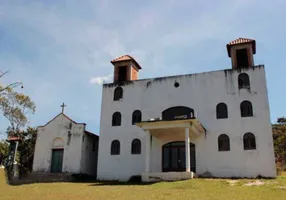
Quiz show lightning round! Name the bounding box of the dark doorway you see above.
[118,66,127,82]
[236,48,249,68]
[162,142,196,172]
[51,149,64,173]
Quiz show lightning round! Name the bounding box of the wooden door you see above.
[51,149,63,173]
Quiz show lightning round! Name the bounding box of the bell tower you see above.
[111,55,142,83]
[226,38,256,69]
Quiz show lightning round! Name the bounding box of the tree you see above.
[0,141,9,165]
[1,71,36,180]
[0,71,22,94]
[272,117,286,171]
[16,127,37,178]
[0,88,35,134]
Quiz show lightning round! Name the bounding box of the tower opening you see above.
[236,48,249,68]
[118,66,127,82]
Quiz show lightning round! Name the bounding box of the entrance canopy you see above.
[136,119,206,140]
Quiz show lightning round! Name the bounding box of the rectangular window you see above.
[236,49,249,68]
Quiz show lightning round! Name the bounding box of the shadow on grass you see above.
[7,174,155,186]
[88,180,156,186]
[8,179,156,186]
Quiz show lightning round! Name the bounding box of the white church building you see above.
[97,38,276,182]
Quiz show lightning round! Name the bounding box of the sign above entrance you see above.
[162,106,195,121]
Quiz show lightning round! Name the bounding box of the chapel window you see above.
[216,103,228,119]
[238,73,250,89]
[114,87,123,101]
[243,132,256,150]
[112,112,121,126]
[240,101,253,117]
[132,110,142,125]
[218,134,230,151]
[131,139,141,154]
[111,140,120,155]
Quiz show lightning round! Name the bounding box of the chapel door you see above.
[51,149,64,173]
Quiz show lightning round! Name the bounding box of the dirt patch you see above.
[244,180,265,186]
[275,186,286,190]
[226,180,238,186]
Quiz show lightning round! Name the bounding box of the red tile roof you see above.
[111,55,142,69]
[228,38,254,45]
[7,137,21,141]
[111,55,133,62]
[226,38,256,57]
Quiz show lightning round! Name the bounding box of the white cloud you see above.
[90,74,112,85]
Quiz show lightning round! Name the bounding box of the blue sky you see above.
[0,0,286,138]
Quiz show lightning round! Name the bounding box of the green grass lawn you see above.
[0,169,285,200]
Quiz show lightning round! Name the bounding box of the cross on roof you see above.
[60,102,66,113]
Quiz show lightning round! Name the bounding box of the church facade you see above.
[97,38,276,181]
[33,113,99,176]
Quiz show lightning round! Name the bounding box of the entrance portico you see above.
[136,119,205,182]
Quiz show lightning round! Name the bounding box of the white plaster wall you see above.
[80,134,99,176]
[32,114,85,173]
[97,66,276,181]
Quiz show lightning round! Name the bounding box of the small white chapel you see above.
[32,105,99,176]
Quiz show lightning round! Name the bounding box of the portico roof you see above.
[136,119,206,140]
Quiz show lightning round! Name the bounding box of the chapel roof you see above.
[37,113,98,136]
[38,113,86,127]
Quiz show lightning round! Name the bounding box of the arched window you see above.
[243,132,256,150]
[132,110,142,125]
[216,103,228,119]
[240,101,253,117]
[112,112,121,126]
[131,139,141,154]
[238,73,250,89]
[218,134,230,151]
[114,87,123,101]
[111,140,120,155]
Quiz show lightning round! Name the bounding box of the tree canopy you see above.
[272,117,286,171]
[0,71,35,134]
[0,89,36,133]
[0,141,9,165]
[0,71,22,94]
[17,127,37,177]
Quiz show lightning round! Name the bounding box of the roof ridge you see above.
[228,38,255,45]
[38,113,86,128]
[111,54,142,69]
[226,38,256,57]
[111,54,132,62]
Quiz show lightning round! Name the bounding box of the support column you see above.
[185,127,191,172]
[145,130,151,173]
